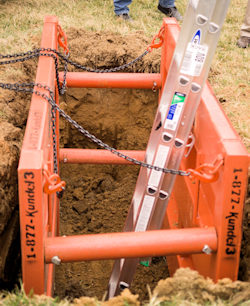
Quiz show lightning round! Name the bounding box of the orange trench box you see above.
[18,16,249,296]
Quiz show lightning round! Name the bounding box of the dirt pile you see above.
[152,268,250,305]
[72,268,250,305]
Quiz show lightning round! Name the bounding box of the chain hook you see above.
[57,25,69,55]
[43,169,66,195]
[147,26,165,52]
[187,154,224,183]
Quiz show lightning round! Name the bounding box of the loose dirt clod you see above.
[152,268,250,305]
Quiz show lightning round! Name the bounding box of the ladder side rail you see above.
[132,0,221,233]
[116,19,181,235]
[18,16,58,295]
[107,6,201,295]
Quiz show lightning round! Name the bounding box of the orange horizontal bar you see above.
[45,227,217,263]
[59,72,162,89]
[59,149,145,164]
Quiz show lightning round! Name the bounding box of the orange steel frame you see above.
[18,17,249,296]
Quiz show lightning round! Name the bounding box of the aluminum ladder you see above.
[108,0,231,298]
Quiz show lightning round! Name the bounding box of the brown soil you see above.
[74,268,250,306]
[0,28,249,303]
[55,29,166,302]
[0,60,36,287]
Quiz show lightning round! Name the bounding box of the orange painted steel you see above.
[59,72,161,89]
[59,148,145,164]
[45,227,217,262]
[160,19,249,281]
[18,16,59,295]
[17,16,249,296]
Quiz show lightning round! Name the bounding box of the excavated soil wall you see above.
[54,29,167,301]
[55,87,168,301]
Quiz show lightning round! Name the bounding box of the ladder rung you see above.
[59,148,145,164]
[45,227,217,263]
[59,72,162,89]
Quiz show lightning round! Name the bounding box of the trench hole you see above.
[55,86,169,301]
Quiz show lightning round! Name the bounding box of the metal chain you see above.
[65,50,150,73]
[0,47,149,97]
[0,47,149,73]
[0,47,151,178]
[0,81,190,177]
[0,82,59,176]
[0,50,62,94]
[60,52,69,95]
[0,42,190,176]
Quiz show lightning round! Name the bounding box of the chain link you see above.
[60,52,69,95]
[0,81,190,177]
[1,47,149,73]
[0,50,62,94]
[0,47,152,179]
[0,47,149,96]
[0,46,190,177]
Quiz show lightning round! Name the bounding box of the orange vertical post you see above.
[161,20,249,282]
[160,18,180,94]
[18,16,58,295]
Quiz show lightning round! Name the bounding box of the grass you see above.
[0,284,70,306]
[0,285,245,306]
[1,284,248,306]
[0,0,187,53]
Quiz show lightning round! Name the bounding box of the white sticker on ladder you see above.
[148,145,170,188]
[135,195,155,232]
[180,42,208,76]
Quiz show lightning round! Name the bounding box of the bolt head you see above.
[202,244,212,255]
[51,255,61,265]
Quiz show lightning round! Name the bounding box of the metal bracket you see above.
[185,133,195,158]
[43,169,66,195]
[187,154,224,183]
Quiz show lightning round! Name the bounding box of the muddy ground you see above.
[0,29,249,303]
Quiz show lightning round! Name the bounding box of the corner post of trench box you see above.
[18,16,58,295]
[160,28,249,281]
[160,18,180,93]
[159,17,249,282]
[192,93,249,281]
